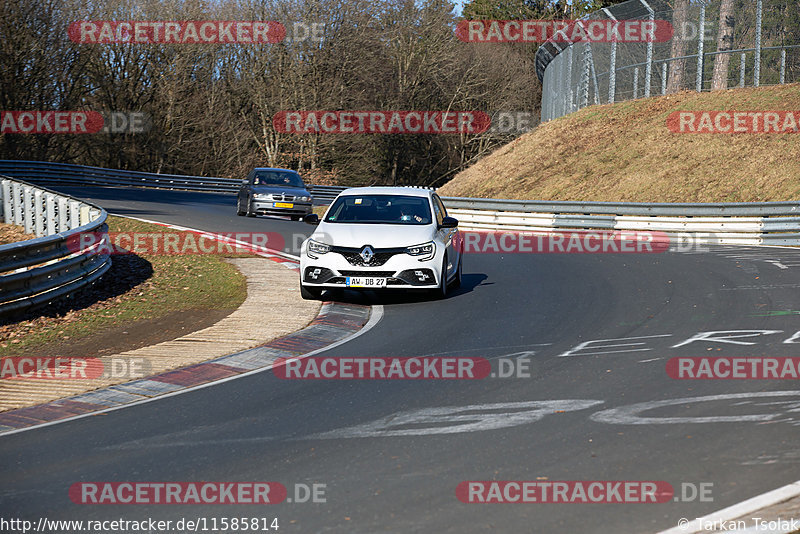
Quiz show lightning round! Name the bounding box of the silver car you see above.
[236,167,313,221]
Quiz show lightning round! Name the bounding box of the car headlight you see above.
[253,193,272,200]
[298,196,311,202]
[405,241,435,260]
[307,239,331,258]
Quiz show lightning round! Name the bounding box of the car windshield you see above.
[324,194,432,225]
[252,170,304,188]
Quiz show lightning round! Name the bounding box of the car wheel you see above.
[300,283,322,300]
[290,215,301,221]
[450,254,462,289]
[245,197,256,217]
[431,255,448,300]
[236,196,246,216]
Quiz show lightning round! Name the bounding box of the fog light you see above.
[311,268,322,279]
[414,270,429,281]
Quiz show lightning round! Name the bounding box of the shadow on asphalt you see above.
[319,273,489,306]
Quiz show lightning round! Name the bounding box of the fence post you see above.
[754,0,762,87]
[566,45,574,114]
[661,62,668,95]
[603,8,617,103]
[696,3,705,92]
[641,0,654,97]
[780,49,786,84]
[739,52,746,88]
[580,43,591,109]
[634,67,640,99]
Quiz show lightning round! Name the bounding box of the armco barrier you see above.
[0,160,346,204]
[0,176,110,318]
[2,161,798,246]
[441,197,800,246]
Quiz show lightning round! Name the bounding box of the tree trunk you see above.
[711,0,735,90]
[667,0,690,93]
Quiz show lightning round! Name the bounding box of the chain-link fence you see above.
[537,0,800,122]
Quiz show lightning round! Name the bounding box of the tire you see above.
[450,254,462,289]
[236,196,245,216]
[245,197,256,217]
[300,283,322,300]
[431,255,449,300]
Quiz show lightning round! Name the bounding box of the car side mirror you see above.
[303,213,320,225]
[441,216,458,229]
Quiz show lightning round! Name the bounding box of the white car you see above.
[299,187,462,300]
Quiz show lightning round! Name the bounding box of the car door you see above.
[432,194,459,278]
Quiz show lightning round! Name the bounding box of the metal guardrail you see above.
[2,160,796,247]
[0,160,346,204]
[0,176,111,318]
[441,197,800,246]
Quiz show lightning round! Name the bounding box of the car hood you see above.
[312,222,435,249]
[251,185,310,197]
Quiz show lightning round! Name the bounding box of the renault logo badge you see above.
[360,246,375,263]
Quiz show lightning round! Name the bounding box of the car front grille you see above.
[337,270,396,277]
[331,246,405,267]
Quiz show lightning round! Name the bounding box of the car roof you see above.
[251,167,299,173]
[338,186,433,198]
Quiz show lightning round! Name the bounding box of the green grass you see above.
[0,216,248,355]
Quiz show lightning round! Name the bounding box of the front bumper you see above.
[300,249,442,289]
[251,200,312,217]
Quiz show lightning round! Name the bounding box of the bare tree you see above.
[711,0,735,90]
[667,0,690,93]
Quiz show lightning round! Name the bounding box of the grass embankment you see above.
[438,83,800,202]
[0,216,247,357]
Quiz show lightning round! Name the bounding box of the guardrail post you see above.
[23,186,33,234]
[754,0,762,87]
[696,4,705,92]
[1,180,10,223]
[34,189,44,236]
[58,197,68,231]
[79,205,91,226]
[69,200,80,229]
[45,193,56,235]
[12,182,23,225]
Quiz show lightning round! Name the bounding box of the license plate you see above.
[274,202,294,208]
[346,277,386,288]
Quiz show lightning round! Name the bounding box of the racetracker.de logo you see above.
[667,357,800,379]
[273,111,491,134]
[455,20,673,43]
[0,111,104,134]
[667,111,800,134]
[273,356,491,379]
[69,21,286,44]
[456,481,674,503]
[69,482,287,504]
[67,231,285,255]
[456,231,671,254]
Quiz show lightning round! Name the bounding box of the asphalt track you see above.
[3,187,800,533]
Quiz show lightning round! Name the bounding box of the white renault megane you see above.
[299,187,462,300]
